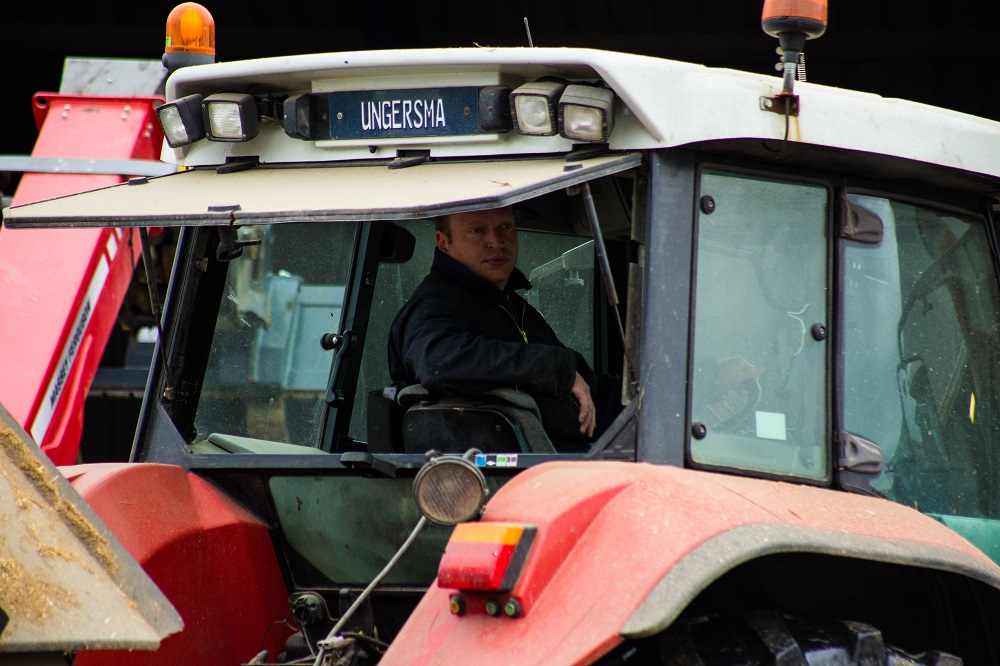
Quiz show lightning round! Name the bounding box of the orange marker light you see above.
[761,0,828,39]
[761,0,826,94]
[165,3,216,55]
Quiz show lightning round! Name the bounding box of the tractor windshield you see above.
[194,223,354,448]
[187,176,632,458]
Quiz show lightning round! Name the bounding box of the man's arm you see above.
[571,371,597,438]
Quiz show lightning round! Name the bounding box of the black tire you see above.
[650,611,962,666]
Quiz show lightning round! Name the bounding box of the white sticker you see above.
[755,411,787,441]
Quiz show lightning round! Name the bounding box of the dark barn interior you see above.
[4,0,1000,165]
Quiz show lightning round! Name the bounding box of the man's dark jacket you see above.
[388,248,598,449]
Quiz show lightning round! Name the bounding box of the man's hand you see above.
[571,372,597,438]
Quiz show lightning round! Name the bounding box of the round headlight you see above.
[413,455,488,526]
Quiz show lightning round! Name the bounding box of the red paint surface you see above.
[0,93,163,463]
[385,462,1000,665]
[63,463,291,664]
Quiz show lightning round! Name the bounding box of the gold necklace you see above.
[499,301,528,342]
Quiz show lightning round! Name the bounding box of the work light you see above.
[510,82,565,136]
[558,85,615,142]
[203,93,259,142]
[156,94,205,148]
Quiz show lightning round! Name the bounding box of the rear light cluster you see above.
[437,522,537,618]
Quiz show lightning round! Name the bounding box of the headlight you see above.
[510,82,565,136]
[203,92,259,142]
[558,85,615,142]
[413,454,488,526]
[156,94,205,148]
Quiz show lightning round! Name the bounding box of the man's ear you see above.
[435,230,450,253]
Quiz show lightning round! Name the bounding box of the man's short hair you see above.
[434,207,517,239]
[434,215,451,238]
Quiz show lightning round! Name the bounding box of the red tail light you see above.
[438,523,537,592]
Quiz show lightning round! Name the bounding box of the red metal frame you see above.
[0,93,164,464]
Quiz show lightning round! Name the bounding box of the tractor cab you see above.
[7,4,1000,662]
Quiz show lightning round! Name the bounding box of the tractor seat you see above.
[394,386,557,455]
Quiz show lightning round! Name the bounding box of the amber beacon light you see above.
[762,0,827,94]
[163,3,217,73]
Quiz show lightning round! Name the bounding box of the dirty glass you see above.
[269,475,505,586]
[194,223,357,448]
[843,195,1000,557]
[349,222,594,443]
[690,170,828,480]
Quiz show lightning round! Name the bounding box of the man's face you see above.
[436,207,519,291]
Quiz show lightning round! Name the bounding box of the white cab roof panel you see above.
[157,48,1000,184]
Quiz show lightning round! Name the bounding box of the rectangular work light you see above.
[510,82,566,136]
[203,92,259,142]
[156,94,205,148]
[558,85,615,143]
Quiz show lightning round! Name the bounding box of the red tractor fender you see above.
[61,462,291,664]
[385,461,1000,665]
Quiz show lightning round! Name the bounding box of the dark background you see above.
[4,0,999,166]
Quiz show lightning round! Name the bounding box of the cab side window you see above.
[689,170,829,480]
[843,196,1000,522]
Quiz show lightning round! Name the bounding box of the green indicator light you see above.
[504,598,522,618]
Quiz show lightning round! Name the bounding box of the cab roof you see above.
[6,47,1000,229]
[161,47,1000,185]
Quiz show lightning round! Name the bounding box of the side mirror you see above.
[840,199,884,244]
[379,222,416,264]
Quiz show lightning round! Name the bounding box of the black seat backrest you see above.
[394,386,557,455]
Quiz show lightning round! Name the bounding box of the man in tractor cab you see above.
[387,206,618,452]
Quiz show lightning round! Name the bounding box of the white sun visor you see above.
[2,153,641,229]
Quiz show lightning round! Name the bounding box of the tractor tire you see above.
[651,610,962,665]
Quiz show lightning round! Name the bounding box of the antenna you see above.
[523,17,535,47]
